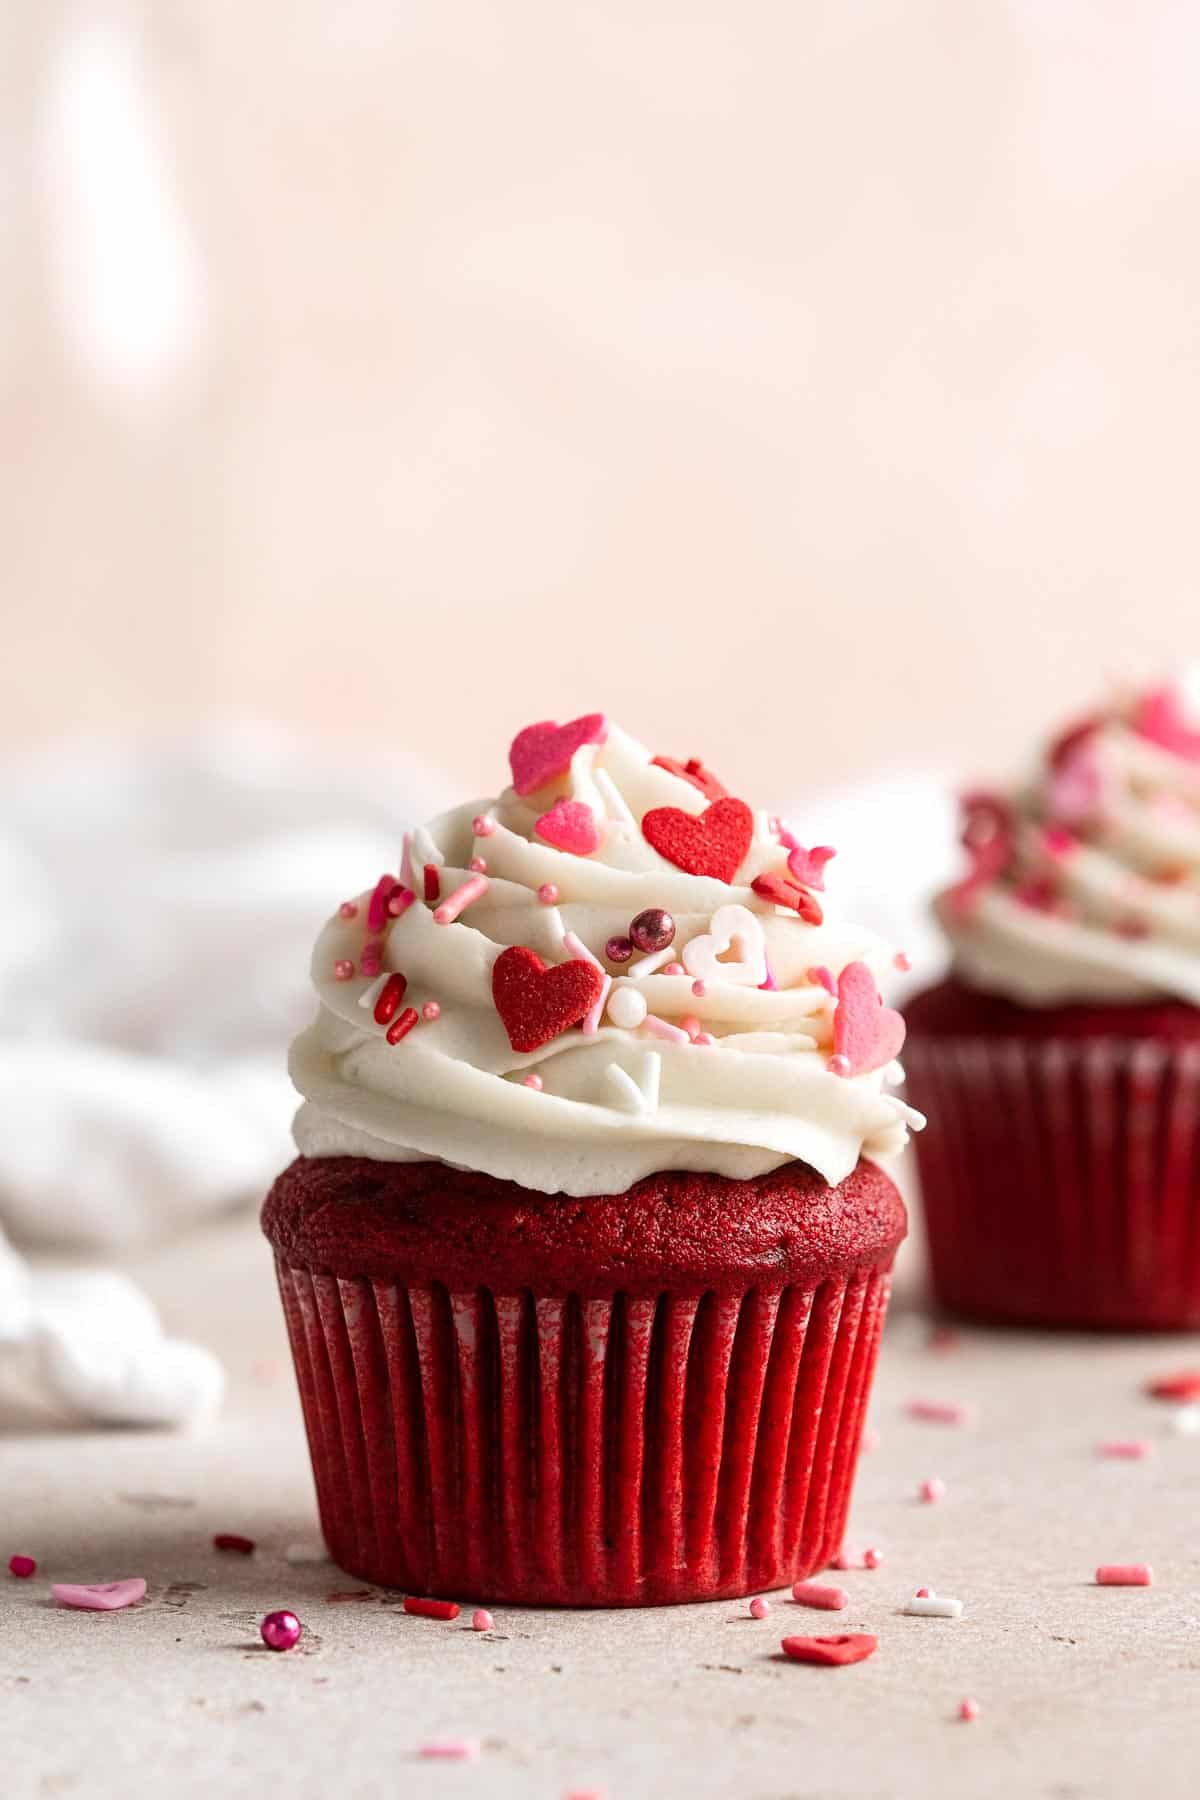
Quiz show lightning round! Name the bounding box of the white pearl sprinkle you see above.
[607,985,649,1029]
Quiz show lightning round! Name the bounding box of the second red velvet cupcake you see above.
[264,714,923,1602]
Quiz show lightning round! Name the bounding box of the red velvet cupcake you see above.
[905,680,1200,1330]
[263,716,923,1603]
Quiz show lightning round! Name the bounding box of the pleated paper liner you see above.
[273,1259,893,1606]
[906,1037,1200,1330]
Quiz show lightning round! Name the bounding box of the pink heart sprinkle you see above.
[833,962,906,1076]
[786,844,836,891]
[53,1578,147,1612]
[535,798,602,856]
[508,714,608,796]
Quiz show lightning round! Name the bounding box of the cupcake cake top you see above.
[290,715,923,1196]
[937,676,1200,1008]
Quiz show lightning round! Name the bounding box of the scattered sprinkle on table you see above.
[905,1592,964,1618]
[8,1554,36,1578]
[1146,1370,1200,1402]
[260,1610,302,1650]
[863,1546,884,1569]
[791,1580,848,1610]
[1095,1564,1153,1586]
[781,1633,878,1666]
[419,1739,480,1761]
[919,1476,947,1502]
[471,1609,494,1632]
[53,1579,146,1611]
[959,1698,981,1722]
[1097,1440,1151,1460]
[213,1533,256,1554]
[907,1398,971,1426]
[749,1595,770,1619]
[404,1596,460,1621]
[1169,1404,1200,1436]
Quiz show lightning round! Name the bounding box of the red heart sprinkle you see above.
[642,797,753,883]
[508,715,608,796]
[780,1634,878,1666]
[833,961,906,1075]
[492,946,604,1054]
[751,872,824,924]
[650,755,729,801]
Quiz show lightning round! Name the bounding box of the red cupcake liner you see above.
[273,1257,893,1606]
[905,1036,1200,1330]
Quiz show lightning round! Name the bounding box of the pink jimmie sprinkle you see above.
[469,856,488,874]
[361,944,382,978]
[421,1001,442,1021]
[472,814,497,837]
[54,1579,146,1611]
[1098,1440,1152,1460]
[420,1741,480,1762]
[680,1014,703,1041]
[538,882,560,905]
[691,979,707,998]
[914,1587,932,1599]
[791,1580,848,1611]
[472,1609,494,1633]
[434,874,488,925]
[261,1610,302,1650]
[694,1032,717,1047]
[919,1477,946,1503]
[523,1073,544,1091]
[959,1698,981,1722]
[642,1013,691,1046]
[749,1595,770,1619]
[907,1398,971,1426]
[8,1555,36,1578]
[337,901,359,919]
[367,873,399,932]
[333,959,355,981]
[387,886,416,918]
[863,1547,884,1570]
[1096,1564,1153,1586]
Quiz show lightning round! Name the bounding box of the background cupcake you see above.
[905,677,1200,1330]
[264,714,923,1604]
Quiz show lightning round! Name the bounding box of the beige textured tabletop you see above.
[5,1193,1200,1800]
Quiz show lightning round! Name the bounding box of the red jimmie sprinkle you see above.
[1146,1370,1200,1402]
[404,1596,460,1621]
[1095,1564,1153,1586]
[213,1534,255,1555]
[423,864,441,903]
[373,972,408,1025]
[781,1633,878,1666]
[386,1006,420,1046]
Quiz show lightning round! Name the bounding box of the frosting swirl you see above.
[937,679,1200,1007]
[290,720,923,1195]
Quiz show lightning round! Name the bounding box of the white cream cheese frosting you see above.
[937,679,1200,1008]
[290,719,923,1195]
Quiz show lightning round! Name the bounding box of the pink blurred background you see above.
[5,1,1199,797]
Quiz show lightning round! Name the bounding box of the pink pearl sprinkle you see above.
[893,949,912,972]
[791,1580,848,1611]
[333,959,355,981]
[538,882,560,905]
[915,1587,932,1599]
[472,1608,494,1632]
[523,1073,544,1091]
[337,901,359,919]
[8,1554,36,1578]
[1098,1439,1151,1460]
[469,856,488,874]
[260,1610,302,1651]
[472,814,497,837]
[691,979,707,998]
[920,1476,946,1503]
[421,1001,441,1021]
[1096,1564,1153,1586]
[959,1698,981,1723]
[863,1546,884,1569]
[749,1595,770,1619]
[662,961,686,976]
[828,1053,851,1077]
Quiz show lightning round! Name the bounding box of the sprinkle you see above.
[421,1001,441,1021]
[419,1741,480,1762]
[662,961,686,976]
[563,929,612,1033]
[1146,1369,1200,1402]
[828,1054,851,1077]
[434,874,489,924]
[905,1594,964,1618]
[781,1634,878,1666]
[791,1581,848,1611]
[1098,1440,1151,1460]
[538,883,561,905]
[759,961,777,991]
[691,979,707,998]
[333,959,355,981]
[260,1610,302,1650]
[914,1587,932,1598]
[8,1555,36,1578]
[404,1596,460,1620]
[641,1013,691,1045]
[629,908,676,954]
[680,1014,703,1040]
[367,873,399,932]
[919,1477,946,1503]
[423,864,441,903]
[337,901,359,919]
[785,844,837,890]
[807,965,836,995]
[54,1579,147,1611]
[472,1609,494,1632]
[358,972,391,1012]
[523,1073,544,1091]
[694,1031,717,1047]
[469,856,488,874]
[959,1698,981,1722]
[906,1398,971,1426]
[605,1053,661,1114]
[862,1547,884,1570]
[749,1595,770,1619]
[606,986,648,1030]
[751,871,824,922]
[360,945,382,978]
[893,950,912,972]
[1095,1564,1152,1586]
[373,972,409,1024]
[386,1007,420,1045]
[213,1533,255,1554]
[1170,1404,1200,1436]
[536,797,603,856]
[628,946,678,981]
[472,814,497,837]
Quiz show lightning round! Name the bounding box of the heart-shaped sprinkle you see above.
[832,961,906,1076]
[786,844,836,891]
[508,714,608,796]
[535,798,602,856]
[751,872,824,924]
[1133,685,1200,762]
[681,904,767,987]
[53,1578,147,1611]
[492,945,604,1053]
[650,755,729,801]
[642,797,753,883]
[780,1633,878,1666]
